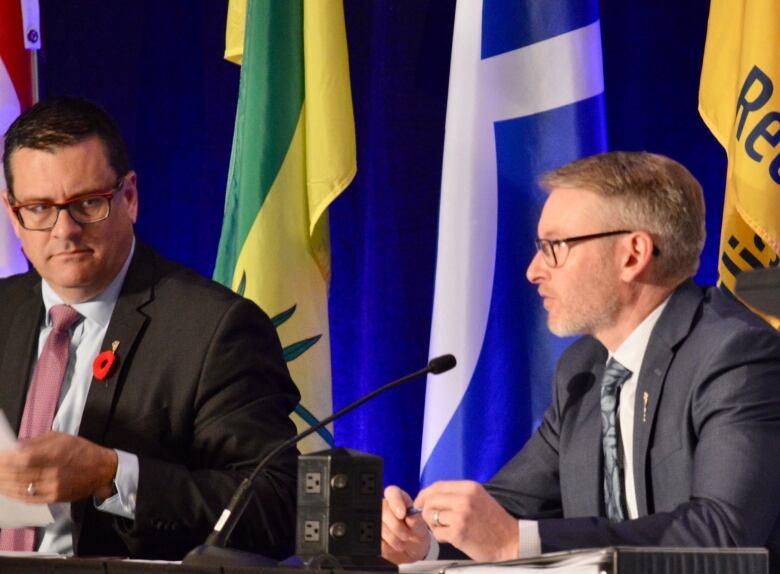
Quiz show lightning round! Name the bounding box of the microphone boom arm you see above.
[205,354,456,548]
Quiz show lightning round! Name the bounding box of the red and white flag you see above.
[0,0,39,276]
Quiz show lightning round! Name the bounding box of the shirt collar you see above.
[611,296,671,375]
[41,238,136,328]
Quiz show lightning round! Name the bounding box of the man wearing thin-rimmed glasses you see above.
[382,152,780,571]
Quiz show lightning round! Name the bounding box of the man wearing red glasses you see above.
[382,152,780,570]
[0,98,299,559]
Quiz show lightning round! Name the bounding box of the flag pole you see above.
[29,50,38,104]
[20,0,41,104]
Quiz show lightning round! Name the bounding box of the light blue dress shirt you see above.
[35,242,139,554]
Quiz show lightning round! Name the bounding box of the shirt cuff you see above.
[94,449,138,519]
[517,520,541,558]
[424,531,440,560]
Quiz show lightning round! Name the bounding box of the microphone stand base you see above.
[182,544,278,568]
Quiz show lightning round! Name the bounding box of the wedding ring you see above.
[26,481,36,496]
[433,509,441,528]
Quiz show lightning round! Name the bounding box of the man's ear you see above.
[119,171,139,224]
[1,193,22,239]
[618,231,656,283]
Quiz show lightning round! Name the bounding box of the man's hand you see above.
[0,432,118,502]
[415,480,519,562]
[382,485,431,564]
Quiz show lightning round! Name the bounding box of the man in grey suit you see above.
[382,152,780,568]
[0,97,299,559]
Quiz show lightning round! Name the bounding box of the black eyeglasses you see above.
[11,177,126,231]
[535,230,653,268]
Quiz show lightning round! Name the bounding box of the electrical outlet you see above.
[359,521,375,543]
[359,472,376,495]
[305,472,322,494]
[304,520,321,542]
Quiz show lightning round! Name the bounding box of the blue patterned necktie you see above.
[600,358,632,523]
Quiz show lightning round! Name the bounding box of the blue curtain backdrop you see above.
[36,0,722,495]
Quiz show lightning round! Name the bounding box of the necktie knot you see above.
[601,358,632,394]
[49,304,82,334]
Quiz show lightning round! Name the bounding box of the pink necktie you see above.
[0,304,82,551]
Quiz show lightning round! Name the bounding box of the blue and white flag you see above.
[421,0,608,485]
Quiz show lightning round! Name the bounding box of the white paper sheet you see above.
[0,410,54,528]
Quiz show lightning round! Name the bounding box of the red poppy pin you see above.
[93,340,120,381]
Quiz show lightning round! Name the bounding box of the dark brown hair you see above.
[3,97,129,197]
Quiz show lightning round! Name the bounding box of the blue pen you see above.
[406,506,422,516]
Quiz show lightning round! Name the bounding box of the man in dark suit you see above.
[0,97,300,559]
[382,152,780,566]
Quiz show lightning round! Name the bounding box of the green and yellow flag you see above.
[214,0,356,450]
[699,0,780,326]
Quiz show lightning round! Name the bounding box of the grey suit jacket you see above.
[485,281,780,569]
[0,242,300,560]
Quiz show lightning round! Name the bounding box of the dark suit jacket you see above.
[0,242,301,560]
[485,281,780,568]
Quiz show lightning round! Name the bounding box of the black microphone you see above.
[185,354,456,563]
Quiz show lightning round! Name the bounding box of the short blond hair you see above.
[539,151,705,283]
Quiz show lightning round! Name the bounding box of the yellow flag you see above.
[224,0,245,65]
[699,0,780,326]
[217,0,356,451]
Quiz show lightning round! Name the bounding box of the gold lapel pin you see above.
[642,391,649,422]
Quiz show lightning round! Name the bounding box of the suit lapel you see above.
[77,245,155,445]
[584,362,605,515]
[76,295,149,444]
[632,281,702,516]
[631,340,673,515]
[566,360,605,516]
[0,281,43,433]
